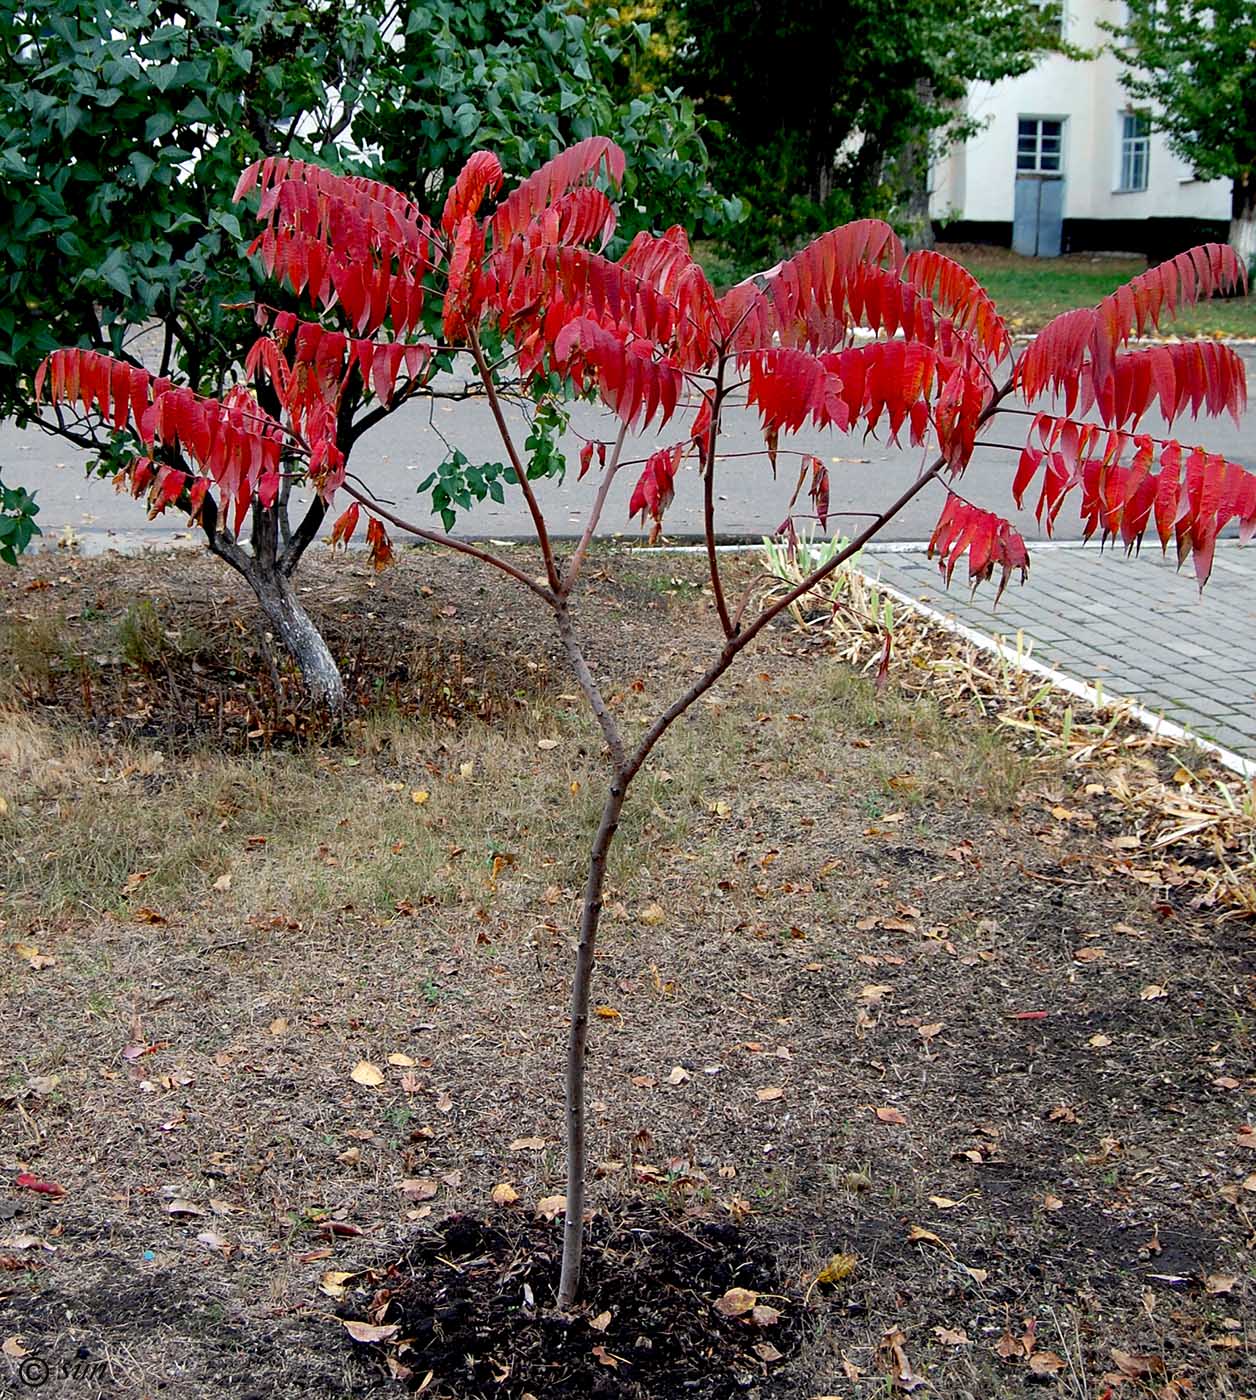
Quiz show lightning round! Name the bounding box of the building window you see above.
[1017,118,1064,174]
[1118,111,1150,192]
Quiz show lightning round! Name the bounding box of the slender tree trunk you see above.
[1230,173,1256,272]
[250,566,345,713]
[557,774,629,1310]
[900,80,936,251]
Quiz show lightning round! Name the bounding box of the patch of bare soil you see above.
[345,1211,807,1398]
[1,544,1253,1400]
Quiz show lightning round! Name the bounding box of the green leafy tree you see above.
[678,0,1059,260]
[0,0,725,703]
[1108,0,1256,266]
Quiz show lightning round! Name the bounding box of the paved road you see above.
[8,346,1253,761]
[5,345,1255,552]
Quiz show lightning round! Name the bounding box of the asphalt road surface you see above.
[6,347,1254,553]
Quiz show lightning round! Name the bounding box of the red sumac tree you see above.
[35,140,1251,1307]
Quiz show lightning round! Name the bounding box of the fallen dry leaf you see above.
[875,1106,907,1125]
[713,1286,758,1318]
[1028,1351,1066,1376]
[387,1052,416,1067]
[535,1195,566,1220]
[934,1326,970,1346]
[755,1086,784,1102]
[342,1320,398,1344]
[907,1225,943,1247]
[350,1061,385,1088]
[509,1137,546,1152]
[400,1179,438,1201]
[589,1310,612,1332]
[13,1173,65,1198]
[815,1252,857,1285]
[490,1183,519,1207]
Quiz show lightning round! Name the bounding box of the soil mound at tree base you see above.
[345,1211,807,1398]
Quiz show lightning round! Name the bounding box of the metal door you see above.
[1013,174,1064,257]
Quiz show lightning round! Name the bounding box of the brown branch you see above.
[467,329,561,594]
[554,602,626,770]
[562,421,629,596]
[703,362,735,637]
[340,483,555,605]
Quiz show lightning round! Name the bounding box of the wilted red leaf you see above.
[14,1173,65,1198]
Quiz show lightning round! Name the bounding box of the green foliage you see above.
[1108,1,1256,225]
[0,0,727,555]
[0,482,39,566]
[366,0,735,243]
[679,0,1060,262]
[0,0,382,419]
[417,452,510,534]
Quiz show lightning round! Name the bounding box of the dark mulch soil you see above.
[345,1213,807,1399]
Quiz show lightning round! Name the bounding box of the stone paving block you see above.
[866,542,1256,761]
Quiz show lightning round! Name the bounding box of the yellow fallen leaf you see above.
[666,1065,691,1085]
[638,902,666,926]
[590,1310,612,1332]
[713,1286,758,1317]
[490,1183,519,1206]
[815,1252,857,1285]
[536,738,559,751]
[594,1005,620,1019]
[342,1320,398,1344]
[387,1053,416,1067]
[756,1085,784,1102]
[350,1060,385,1088]
[708,800,732,818]
[410,789,429,805]
[907,1225,943,1247]
[212,873,232,892]
[1139,984,1168,1001]
[509,1137,546,1151]
[320,1270,357,1299]
[535,1195,566,1220]
[928,1196,961,1209]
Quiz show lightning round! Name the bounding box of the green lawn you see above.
[696,240,1256,339]
[945,245,1256,338]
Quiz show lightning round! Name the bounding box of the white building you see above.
[930,0,1231,258]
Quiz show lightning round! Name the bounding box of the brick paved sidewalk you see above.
[863,540,1256,760]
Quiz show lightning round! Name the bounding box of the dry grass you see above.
[1,548,1252,1400]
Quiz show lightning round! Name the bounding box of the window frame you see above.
[1016,116,1066,176]
[1117,109,1151,193]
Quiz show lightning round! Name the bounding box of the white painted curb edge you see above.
[862,571,1256,781]
[641,541,1256,780]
